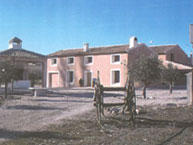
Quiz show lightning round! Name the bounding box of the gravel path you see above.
[103,89,188,107]
[0,89,95,142]
[0,88,188,142]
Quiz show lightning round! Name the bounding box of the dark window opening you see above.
[112,55,120,63]
[67,71,74,83]
[170,53,174,61]
[68,57,74,64]
[51,58,57,65]
[69,71,73,82]
[114,71,120,83]
[112,70,120,84]
[88,57,92,63]
[85,56,93,64]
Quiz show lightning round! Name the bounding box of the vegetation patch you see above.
[2,106,193,145]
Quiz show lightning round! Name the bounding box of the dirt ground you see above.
[0,88,95,143]
[0,88,192,145]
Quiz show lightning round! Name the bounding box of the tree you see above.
[0,61,18,99]
[11,67,24,92]
[29,70,42,87]
[129,56,162,99]
[161,63,181,94]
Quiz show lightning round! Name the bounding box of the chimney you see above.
[83,43,89,52]
[129,36,138,48]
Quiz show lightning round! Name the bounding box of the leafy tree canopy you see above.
[129,56,162,98]
[129,56,162,86]
[161,63,181,93]
[0,61,15,83]
[162,63,180,84]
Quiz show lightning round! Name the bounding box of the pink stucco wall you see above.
[84,53,128,87]
[158,54,167,62]
[47,53,128,88]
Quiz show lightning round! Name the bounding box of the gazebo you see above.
[0,37,47,87]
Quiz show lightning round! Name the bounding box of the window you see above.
[67,71,74,83]
[170,53,174,61]
[84,56,93,65]
[111,54,120,64]
[51,58,57,65]
[67,57,74,65]
[111,70,120,86]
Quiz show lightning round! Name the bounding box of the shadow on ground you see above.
[102,115,193,145]
[135,117,193,128]
[47,92,94,98]
[6,105,66,111]
[0,128,79,141]
[47,91,124,98]
[32,99,92,103]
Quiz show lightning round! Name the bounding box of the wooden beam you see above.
[103,102,125,107]
[103,87,126,91]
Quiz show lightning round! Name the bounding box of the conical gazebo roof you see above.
[9,37,22,43]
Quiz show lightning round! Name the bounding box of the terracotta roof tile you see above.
[149,44,178,54]
[48,44,129,57]
[48,44,181,57]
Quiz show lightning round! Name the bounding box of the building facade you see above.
[47,37,192,88]
[0,37,47,88]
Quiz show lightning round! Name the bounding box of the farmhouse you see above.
[47,37,192,88]
[0,37,47,88]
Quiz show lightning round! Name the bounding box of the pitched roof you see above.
[0,48,45,58]
[48,43,182,58]
[149,44,179,54]
[48,44,130,57]
[9,37,22,43]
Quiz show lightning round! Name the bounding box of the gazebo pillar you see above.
[23,65,29,80]
[42,60,47,87]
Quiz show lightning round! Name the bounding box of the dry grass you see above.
[2,106,193,145]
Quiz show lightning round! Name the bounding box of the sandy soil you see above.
[0,88,95,142]
[0,88,188,144]
[103,89,187,108]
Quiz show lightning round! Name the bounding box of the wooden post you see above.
[94,70,137,124]
[42,60,47,88]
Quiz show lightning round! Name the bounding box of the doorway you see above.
[49,72,59,88]
[84,71,92,87]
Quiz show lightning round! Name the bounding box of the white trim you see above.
[110,69,121,87]
[84,70,93,87]
[66,57,75,66]
[111,54,121,64]
[50,58,57,66]
[47,71,60,88]
[66,70,74,85]
[84,55,94,65]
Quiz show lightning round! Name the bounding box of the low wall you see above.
[8,80,31,89]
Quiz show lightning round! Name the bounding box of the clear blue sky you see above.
[0,0,193,55]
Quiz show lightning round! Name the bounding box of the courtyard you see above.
[0,88,192,145]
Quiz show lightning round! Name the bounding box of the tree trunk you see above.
[11,80,14,93]
[4,82,8,99]
[169,83,173,94]
[142,86,146,99]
